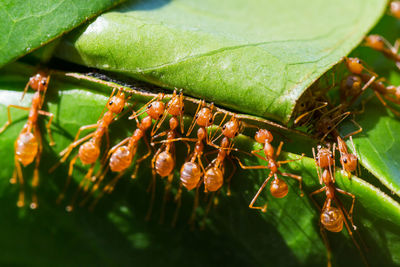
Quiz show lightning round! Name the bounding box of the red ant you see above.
[390,1,400,19]
[50,88,127,211]
[151,100,216,225]
[235,129,303,212]
[86,94,166,209]
[145,92,188,222]
[0,72,54,209]
[365,34,400,70]
[310,145,367,266]
[345,57,400,116]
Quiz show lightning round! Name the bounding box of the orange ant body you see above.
[0,72,54,209]
[345,57,400,116]
[337,136,358,178]
[365,35,400,69]
[50,88,127,210]
[236,129,303,212]
[87,96,165,209]
[311,145,366,266]
[390,1,400,19]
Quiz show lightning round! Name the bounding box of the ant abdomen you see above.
[204,166,223,192]
[78,141,100,165]
[15,132,38,166]
[321,207,344,232]
[155,151,175,177]
[109,146,133,172]
[270,178,288,198]
[180,162,201,190]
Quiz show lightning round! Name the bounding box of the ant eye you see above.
[222,125,226,130]
[343,159,347,163]
[209,118,212,123]
[235,132,238,137]
[159,115,162,119]
[195,114,199,119]
[148,104,152,109]
[182,106,184,111]
[109,101,114,105]
[41,80,46,85]
[327,126,332,130]
[330,155,333,158]
[122,107,125,111]
[356,59,361,64]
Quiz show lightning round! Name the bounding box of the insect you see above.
[365,34,400,69]
[87,95,165,209]
[50,88,127,211]
[390,1,400,19]
[345,57,400,116]
[337,136,359,178]
[151,100,216,225]
[310,145,367,266]
[235,129,303,212]
[146,94,187,222]
[0,72,54,209]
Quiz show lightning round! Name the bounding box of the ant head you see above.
[343,75,362,91]
[391,1,400,19]
[316,116,334,135]
[146,101,165,120]
[169,116,179,130]
[221,117,240,138]
[365,35,384,50]
[315,147,334,168]
[196,107,213,127]
[107,91,126,114]
[321,206,343,232]
[140,115,153,130]
[29,72,48,91]
[345,57,364,75]
[341,154,357,173]
[254,129,273,144]
[167,93,184,116]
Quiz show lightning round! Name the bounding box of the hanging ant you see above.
[365,34,400,70]
[49,88,127,211]
[345,57,400,116]
[390,1,400,19]
[150,100,216,226]
[310,145,367,267]
[0,72,54,209]
[145,92,189,222]
[86,94,165,209]
[235,129,303,212]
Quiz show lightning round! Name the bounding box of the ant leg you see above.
[0,105,30,133]
[277,154,304,165]
[281,172,303,197]
[343,119,363,139]
[249,172,273,212]
[146,148,163,221]
[375,91,400,116]
[201,191,217,229]
[159,173,174,224]
[171,185,183,227]
[235,156,269,170]
[30,128,42,209]
[189,178,202,226]
[38,110,55,146]
[132,137,152,179]
[308,187,326,211]
[57,154,79,204]
[49,132,95,173]
[226,156,237,196]
[60,124,98,157]
[319,225,332,267]
[13,158,25,208]
[66,163,96,212]
[335,188,356,228]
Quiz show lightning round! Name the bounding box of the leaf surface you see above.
[0,0,124,67]
[55,0,388,123]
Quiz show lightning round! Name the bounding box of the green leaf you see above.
[0,0,124,68]
[55,0,388,123]
[0,64,399,266]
